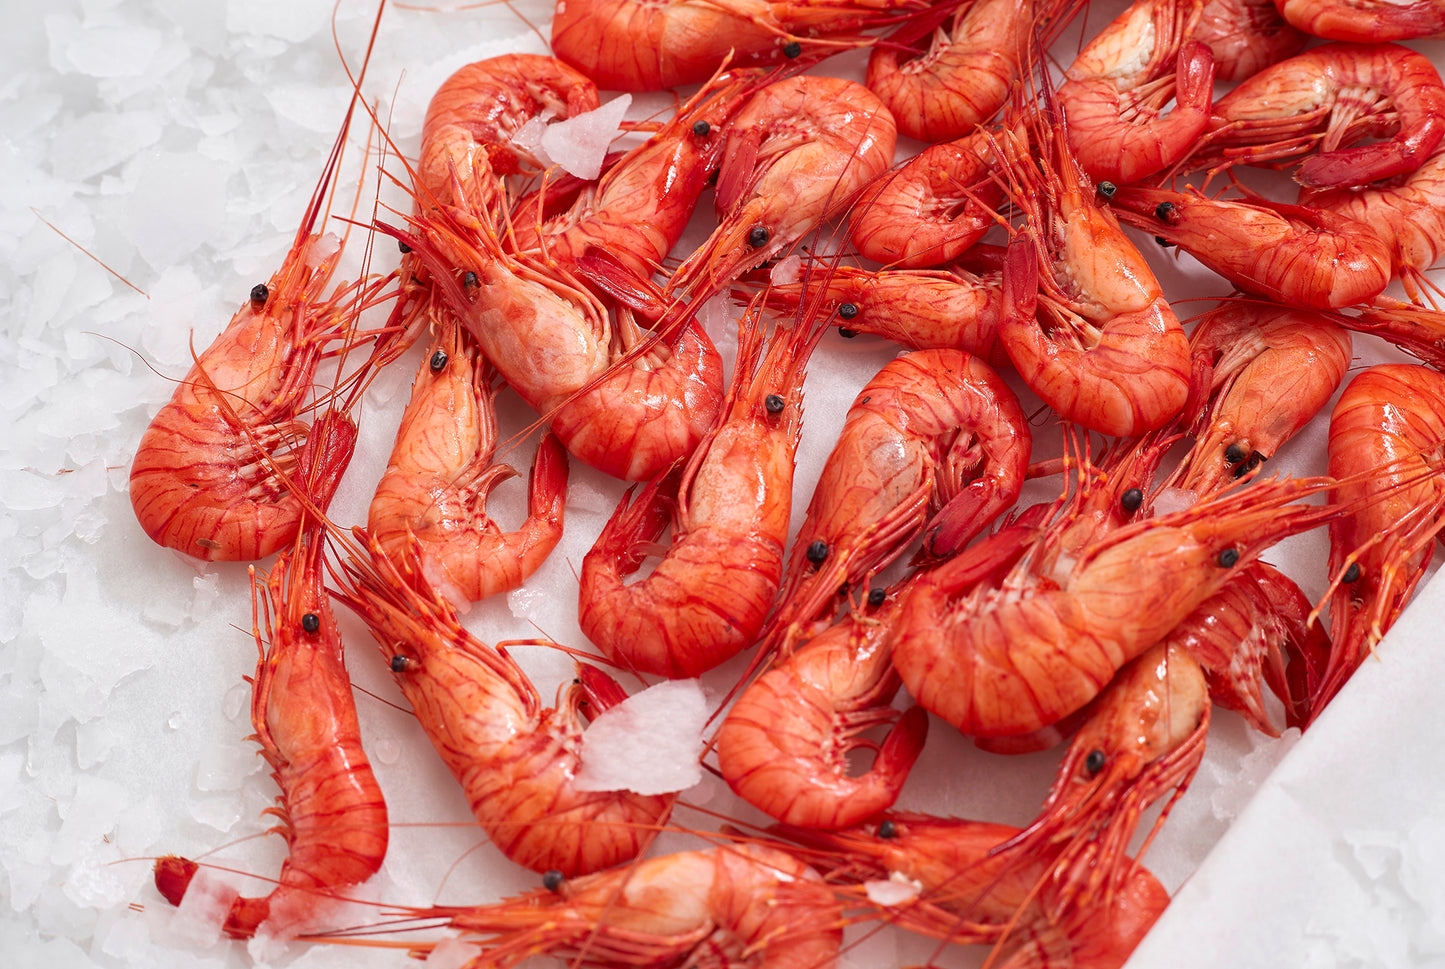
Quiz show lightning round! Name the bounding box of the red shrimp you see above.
[1000,642,1209,886]
[576,296,828,677]
[393,844,844,968]
[153,520,387,939]
[763,347,1031,645]
[1166,301,1352,497]
[1274,0,1445,42]
[1314,364,1445,717]
[1196,41,1445,188]
[549,0,932,91]
[749,259,1009,365]
[865,0,1074,143]
[1165,561,1329,733]
[847,126,1009,269]
[715,599,929,829]
[333,530,674,877]
[665,74,898,303]
[1327,296,1445,371]
[783,814,1170,968]
[1192,0,1307,82]
[505,69,759,283]
[366,318,568,607]
[1302,144,1445,301]
[890,472,1357,738]
[416,54,600,212]
[1107,185,1393,310]
[991,98,1191,436]
[1057,0,1216,185]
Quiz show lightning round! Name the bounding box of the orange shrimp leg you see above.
[153,522,388,939]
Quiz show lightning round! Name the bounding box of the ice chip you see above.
[164,867,239,950]
[864,872,923,907]
[541,95,631,180]
[574,679,707,795]
[62,848,128,909]
[770,254,803,286]
[195,741,261,792]
[506,584,545,620]
[426,937,478,969]
[510,113,554,169]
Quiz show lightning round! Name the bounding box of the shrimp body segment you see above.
[715,602,929,829]
[1057,0,1216,185]
[366,320,568,607]
[1201,41,1445,189]
[1317,364,1445,716]
[668,75,898,301]
[766,348,1031,640]
[129,235,362,562]
[1274,0,1445,42]
[848,127,1008,269]
[577,306,825,677]
[891,474,1351,737]
[435,844,844,968]
[1108,185,1392,310]
[153,528,388,938]
[1169,302,1352,497]
[1193,0,1307,82]
[335,533,673,877]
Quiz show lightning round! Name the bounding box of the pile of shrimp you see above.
[128,0,1445,965]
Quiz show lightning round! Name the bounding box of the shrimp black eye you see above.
[464,270,479,289]
[837,328,859,338]
[1343,562,1362,583]
[748,226,770,248]
[1155,201,1178,223]
[542,869,565,892]
[390,654,415,673]
[1084,749,1106,776]
[250,283,269,305]
[1224,443,1247,465]
[783,41,803,58]
[1096,180,1117,200]
[765,393,786,414]
[692,120,711,137]
[806,540,829,565]
[867,587,887,607]
[877,819,898,839]
[398,239,412,254]
[300,613,321,634]
[838,302,859,320]
[1155,236,1173,247]
[1218,548,1240,568]
[1120,488,1144,513]
[429,350,448,372]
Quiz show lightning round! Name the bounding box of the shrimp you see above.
[1000,642,1209,886]
[865,0,1071,143]
[153,523,388,939]
[763,347,1031,644]
[1165,301,1352,497]
[991,100,1191,437]
[1165,561,1329,733]
[1192,0,1307,82]
[715,597,929,829]
[128,230,371,561]
[366,318,568,608]
[417,53,600,212]
[505,69,759,283]
[549,0,931,92]
[847,126,1009,269]
[576,295,828,678]
[1314,364,1445,717]
[332,529,674,877]
[750,259,1009,365]
[665,74,898,303]
[783,814,1170,968]
[1302,144,1445,302]
[1328,295,1445,371]
[1056,0,1216,185]
[1107,184,1393,310]
[1273,0,1445,42]
[890,471,1356,738]
[1194,41,1445,189]
[405,844,844,968]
